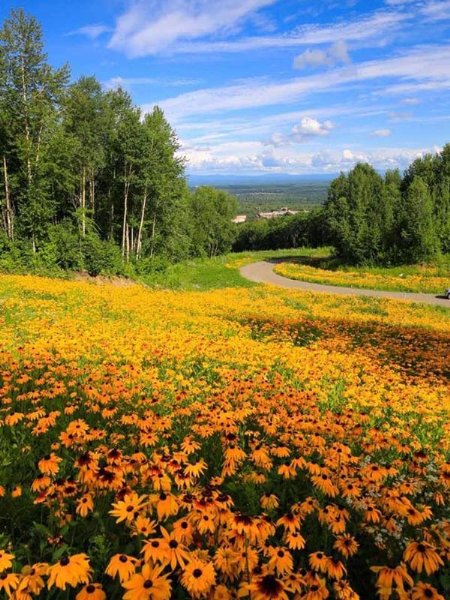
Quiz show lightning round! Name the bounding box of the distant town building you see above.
[257,207,299,219]
[231,215,247,224]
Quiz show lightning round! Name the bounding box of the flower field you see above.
[0,274,450,600]
[273,262,450,294]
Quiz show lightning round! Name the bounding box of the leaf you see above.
[51,543,69,563]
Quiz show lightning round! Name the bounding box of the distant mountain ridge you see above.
[187,173,337,186]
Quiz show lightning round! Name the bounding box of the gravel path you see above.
[240,260,450,308]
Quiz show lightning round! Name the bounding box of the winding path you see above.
[240,260,450,308]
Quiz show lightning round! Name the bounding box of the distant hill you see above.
[187,173,337,186]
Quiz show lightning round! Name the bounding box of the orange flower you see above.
[267,548,293,575]
[403,541,444,575]
[411,582,445,600]
[181,559,216,598]
[47,554,92,590]
[247,573,289,600]
[122,563,172,600]
[0,552,14,573]
[76,583,106,600]
[106,554,138,583]
[370,563,413,592]
[0,572,19,597]
[109,493,148,524]
[333,535,359,558]
[17,563,48,596]
[309,552,329,574]
[76,494,94,517]
[38,453,62,476]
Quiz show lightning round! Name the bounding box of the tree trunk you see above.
[20,52,32,186]
[122,176,130,256]
[90,171,95,218]
[136,186,147,259]
[2,155,13,241]
[81,167,86,237]
[149,197,160,259]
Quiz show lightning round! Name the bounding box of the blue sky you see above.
[2,0,450,176]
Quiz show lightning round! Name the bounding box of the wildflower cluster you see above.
[0,274,449,599]
[274,262,450,295]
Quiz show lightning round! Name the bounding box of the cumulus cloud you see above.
[108,0,278,57]
[371,128,392,137]
[182,143,440,175]
[310,147,434,173]
[268,117,335,146]
[294,40,350,69]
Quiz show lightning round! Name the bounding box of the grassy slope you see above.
[140,247,331,290]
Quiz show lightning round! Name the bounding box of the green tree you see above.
[395,176,438,263]
[188,186,238,257]
[0,8,69,250]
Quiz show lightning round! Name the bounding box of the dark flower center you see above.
[59,557,70,566]
[257,575,282,595]
[86,585,95,593]
[119,555,128,563]
[169,540,178,548]
[193,569,203,578]
[144,580,153,589]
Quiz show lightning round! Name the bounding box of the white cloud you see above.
[151,44,450,121]
[173,10,406,54]
[269,117,335,146]
[108,0,278,57]
[104,77,200,90]
[310,147,436,173]
[293,49,332,69]
[422,1,450,21]
[371,128,392,137]
[388,112,412,120]
[67,24,112,39]
[400,97,420,105]
[182,142,440,175]
[293,40,351,69]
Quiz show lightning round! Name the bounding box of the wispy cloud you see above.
[422,0,450,21]
[108,0,279,57]
[67,24,112,39]
[167,10,407,54]
[371,128,392,137]
[104,77,201,90]
[151,44,450,121]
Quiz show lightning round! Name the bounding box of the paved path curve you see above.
[240,260,450,308]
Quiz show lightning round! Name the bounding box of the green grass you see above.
[140,247,332,291]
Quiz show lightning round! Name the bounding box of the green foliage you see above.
[323,148,450,265]
[0,9,244,277]
[233,209,328,252]
[188,186,238,257]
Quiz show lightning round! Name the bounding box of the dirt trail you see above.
[240,260,450,308]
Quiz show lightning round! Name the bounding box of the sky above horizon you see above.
[2,0,450,177]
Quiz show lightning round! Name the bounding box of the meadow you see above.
[0,271,449,600]
[272,256,450,295]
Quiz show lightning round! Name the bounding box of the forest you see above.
[1,8,450,276]
[0,9,237,276]
[234,148,450,265]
